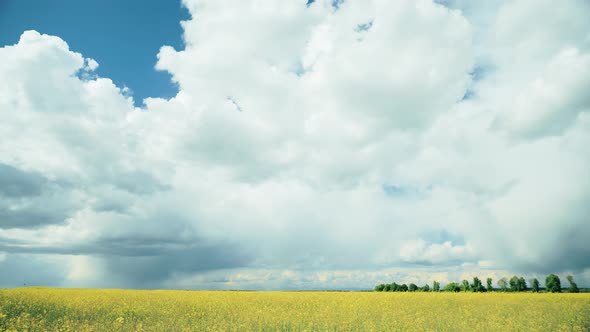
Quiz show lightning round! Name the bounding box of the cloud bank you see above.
[1,0,589,289]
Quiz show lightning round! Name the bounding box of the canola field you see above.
[1,288,589,331]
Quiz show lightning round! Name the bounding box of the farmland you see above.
[1,288,589,331]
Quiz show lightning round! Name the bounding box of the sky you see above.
[0,0,589,290]
[0,0,188,105]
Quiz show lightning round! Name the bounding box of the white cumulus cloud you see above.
[1,0,590,289]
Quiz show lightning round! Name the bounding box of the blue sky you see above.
[0,0,189,106]
[1,0,589,289]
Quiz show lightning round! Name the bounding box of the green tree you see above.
[421,284,430,292]
[409,283,418,292]
[384,284,391,292]
[391,282,400,292]
[509,276,520,292]
[374,284,385,292]
[518,277,527,292]
[531,278,540,292]
[486,278,493,292]
[399,284,408,292]
[433,281,440,292]
[461,280,470,292]
[443,282,461,292]
[545,274,561,293]
[471,277,485,292]
[566,275,579,293]
[497,277,508,292]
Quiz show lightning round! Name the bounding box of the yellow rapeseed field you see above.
[0,288,589,331]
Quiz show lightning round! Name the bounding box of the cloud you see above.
[0,163,47,198]
[399,239,475,265]
[0,163,79,229]
[0,254,68,288]
[0,0,589,288]
[494,48,590,137]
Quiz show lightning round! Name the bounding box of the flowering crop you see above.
[0,288,589,331]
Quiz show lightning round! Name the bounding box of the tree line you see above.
[374,274,580,293]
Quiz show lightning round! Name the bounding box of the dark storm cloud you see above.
[0,163,46,197]
[513,222,590,274]
[496,194,590,275]
[0,207,69,229]
[0,254,67,288]
[102,243,251,288]
[0,162,169,228]
[91,235,204,257]
[551,226,590,272]
[0,232,245,258]
[0,163,77,229]
[0,233,252,288]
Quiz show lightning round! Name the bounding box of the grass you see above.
[1,288,589,331]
